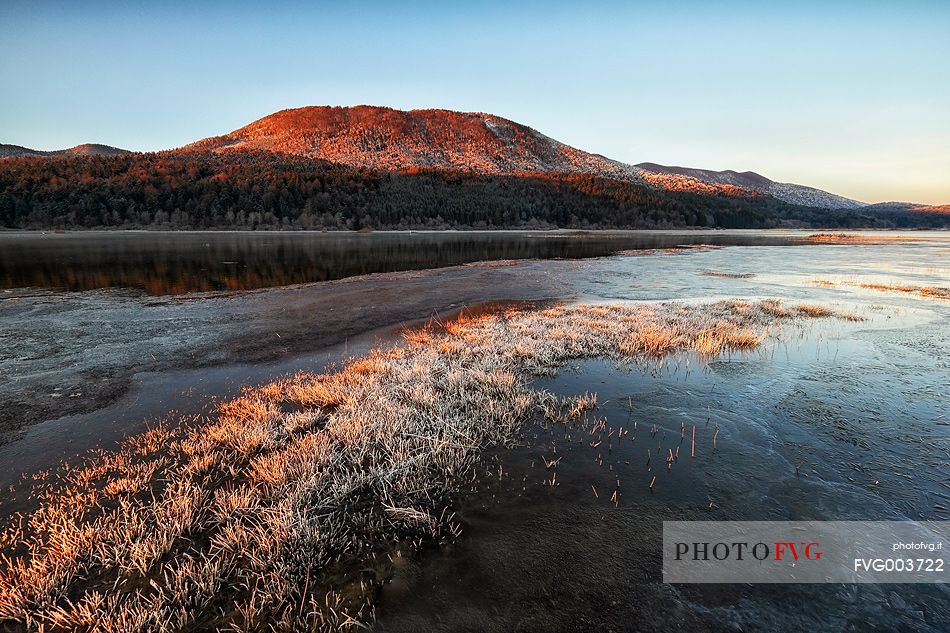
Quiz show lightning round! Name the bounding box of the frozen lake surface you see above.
[1,230,948,631]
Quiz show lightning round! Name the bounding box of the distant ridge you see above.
[635,162,866,210]
[861,202,950,215]
[0,143,130,158]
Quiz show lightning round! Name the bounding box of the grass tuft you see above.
[796,303,834,317]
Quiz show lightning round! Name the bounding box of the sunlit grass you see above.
[920,287,950,299]
[797,303,834,317]
[807,278,948,302]
[856,283,949,300]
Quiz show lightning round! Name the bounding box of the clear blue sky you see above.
[2,1,948,204]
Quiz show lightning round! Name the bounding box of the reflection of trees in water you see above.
[0,233,790,295]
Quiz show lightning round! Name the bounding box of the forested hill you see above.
[0,152,946,230]
[3,105,946,230]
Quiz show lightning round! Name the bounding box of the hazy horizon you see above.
[1,1,948,204]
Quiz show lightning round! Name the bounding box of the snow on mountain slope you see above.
[766,181,866,209]
[636,162,866,209]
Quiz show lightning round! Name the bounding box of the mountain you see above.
[2,105,946,231]
[4,106,944,215]
[636,162,866,210]
[182,105,646,181]
[60,144,130,156]
[0,144,44,158]
[183,106,881,207]
[861,202,950,215]
[0,143,130,158]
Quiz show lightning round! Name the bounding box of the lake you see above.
[0,229,808,294]
[1,229,948,632]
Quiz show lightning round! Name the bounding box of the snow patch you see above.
[767,182,867,210]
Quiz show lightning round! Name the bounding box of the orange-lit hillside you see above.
[180,105,643,179]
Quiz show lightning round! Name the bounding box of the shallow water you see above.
[374,238,950,632]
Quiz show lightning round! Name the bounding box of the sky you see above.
[1,0,948,204]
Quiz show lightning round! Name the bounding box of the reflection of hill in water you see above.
[0,231,794,295]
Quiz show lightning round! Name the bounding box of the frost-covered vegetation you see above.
[0,299,856,631]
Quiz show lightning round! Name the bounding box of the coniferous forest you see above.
[1,152,946,231]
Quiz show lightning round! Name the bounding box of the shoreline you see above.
[1,231,800,448]
[2,233,947,465]
[0,260,569,451]
[1,227,947,235]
